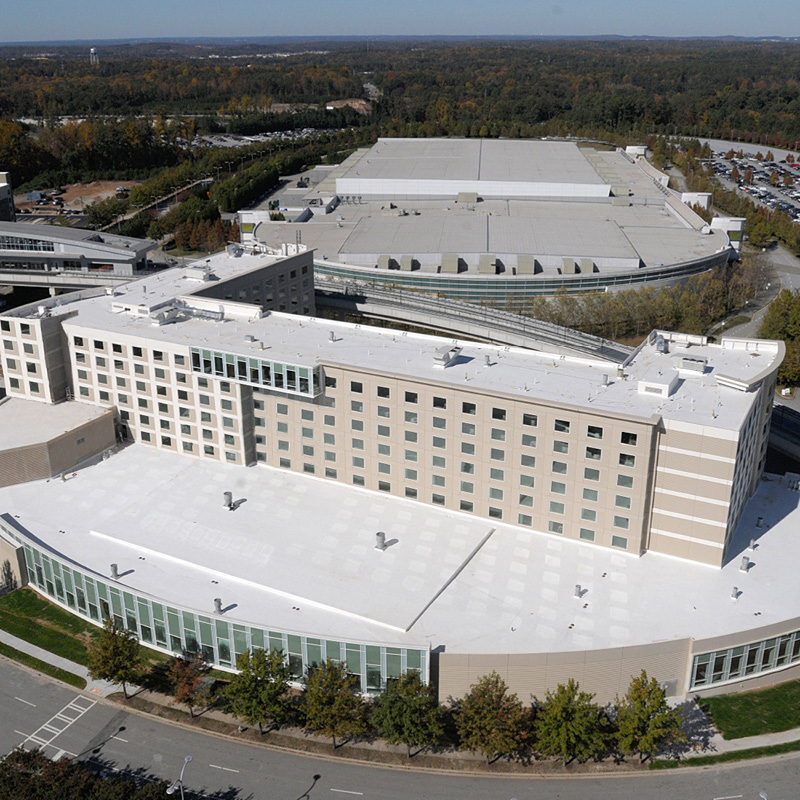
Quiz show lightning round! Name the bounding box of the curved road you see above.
[0,659,795,800]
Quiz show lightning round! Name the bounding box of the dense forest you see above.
[3,40,800,147]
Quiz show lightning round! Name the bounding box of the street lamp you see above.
[166,755,192,799]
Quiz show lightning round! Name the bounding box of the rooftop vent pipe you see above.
[731,586,739,600]
[223,491,234,511]
[574,584,582,598]
[110,563,119,580]
[740,556,750,572]
[375,531,387,551]
[214,598,223,614]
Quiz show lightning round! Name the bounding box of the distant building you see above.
[0,173,16,222]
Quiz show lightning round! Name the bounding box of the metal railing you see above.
[315,278,632,363]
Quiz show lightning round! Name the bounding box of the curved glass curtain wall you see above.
[0,522,427,693]
[315,250,729,307]
[690,630,800,690]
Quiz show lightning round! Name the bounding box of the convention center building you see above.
[238,139,744,307]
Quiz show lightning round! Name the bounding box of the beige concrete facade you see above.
[0,407,115,488]
[0,256,783,565]
[438,639,691,704]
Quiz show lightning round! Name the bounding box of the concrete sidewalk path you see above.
[0,628,120,697]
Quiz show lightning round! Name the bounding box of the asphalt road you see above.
[1,659,798,800]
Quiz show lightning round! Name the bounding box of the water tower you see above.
[89,48,99,66]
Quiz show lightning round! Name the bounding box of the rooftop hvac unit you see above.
[433,345,463,368]
[681,356,707,373]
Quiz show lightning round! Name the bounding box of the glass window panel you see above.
[346,647,362,675]
[306,643,323,669]
[326,641,342,663]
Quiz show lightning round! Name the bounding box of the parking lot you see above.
[709,148,800,220]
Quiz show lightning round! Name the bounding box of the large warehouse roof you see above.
[338,139,607,186]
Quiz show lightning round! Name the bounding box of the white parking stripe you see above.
[14,697,36,707]
[19,695,97,751]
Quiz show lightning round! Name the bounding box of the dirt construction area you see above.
[14,180,140,213]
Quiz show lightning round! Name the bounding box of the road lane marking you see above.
[19,695,97,751]
[209,764,240,773]
[331,791,364,796]
[111,735,128,743]
[714,796,743,800]
[14,697,36,707]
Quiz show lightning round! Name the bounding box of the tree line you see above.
[757,289,800,385]
[516,258,767,342]
[88,619,685,766]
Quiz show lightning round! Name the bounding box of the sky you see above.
[0,0,795,43]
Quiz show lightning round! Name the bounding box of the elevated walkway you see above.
[315,278,632,363]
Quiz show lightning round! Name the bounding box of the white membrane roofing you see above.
[1,445,798,655]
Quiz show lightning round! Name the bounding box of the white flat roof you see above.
[339,139,607,186]
[2,445,798,655]
[0,398,108,450]
[340,215,640,260]
[52,264,777,431]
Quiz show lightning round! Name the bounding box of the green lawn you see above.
[0,640,86,689]
[650,738,800,769]
[701,680,800,739]
[0,588,183,673]
[0,589,93,665]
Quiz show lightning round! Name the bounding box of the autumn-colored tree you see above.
[455,672,528,764]
[169,652,209,718]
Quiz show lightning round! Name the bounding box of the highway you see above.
[0,659,796,800]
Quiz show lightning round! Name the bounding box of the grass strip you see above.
[650,738,800,769]
[0,589,92,665]
[0,640,86,689]
[701,680,800,739]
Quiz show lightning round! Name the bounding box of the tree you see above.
[534,679,608,764]
[169,652,209,718]
[455,671,527,764]
[84,196,127,230]
[0,559,17,595]
[617,671,685,762]
[370,672,444,757]
[227,648,291,733]
[0,748,170,799]
[302,659,366,748]
[86,616,142,699]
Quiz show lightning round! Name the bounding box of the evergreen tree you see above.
[455,671,527,764]
[370,672,444,757]
[86,616,142,699]
[227,648,291,734]
[302,659,365,748]
[617,670,685,762]
[534,679,608,765]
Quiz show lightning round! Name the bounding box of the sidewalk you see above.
[0,629,119,697]
[2,631,800,762]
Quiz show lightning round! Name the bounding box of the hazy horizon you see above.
[2,1,798,46]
